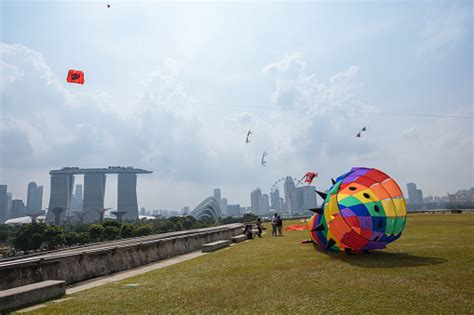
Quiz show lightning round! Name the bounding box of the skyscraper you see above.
[292,186,317,213]
[270,189,281,211]
[71,184,83,211]
[26,182,37,211]
[250,188,262,213]
[82,173,105,223]
[26,182,43,212]
[284,177,295,214]
[46,174,75,223]
[11,199,25,218]
[407,183,424,205]
[259,194,270,214]
[220,198,228,215]
[117,173,138,221]
[227,204,241,216]
[213,189,221,204]
[0,185,8,223]
[6,193,12,220]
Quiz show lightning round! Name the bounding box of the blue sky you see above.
[1,0,472,210]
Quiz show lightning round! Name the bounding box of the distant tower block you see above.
[73,210,87,224]
[83,173,106,223]
[95,208,110,224]
[117,173,139,221]
[46,174,74,224]
[50,207,66,225]
[111,211,127,222]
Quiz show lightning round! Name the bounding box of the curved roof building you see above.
[189,197,222,222]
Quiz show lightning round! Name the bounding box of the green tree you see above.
[182,218,194,230]
[77,232,90,244]
[174,222,183,231]
[103,226,121,240]
[88,224,104,241]
[13,223,48,253]
[135,225,152,236]
[45,225,66,250]
[65,232,80,246]
[121,224,135,238]
[103,220,121,229]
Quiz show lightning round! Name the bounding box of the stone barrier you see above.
[231,235,248,243]
[0,224,243,290]
[0,280,65,312]
[201,240,231,252]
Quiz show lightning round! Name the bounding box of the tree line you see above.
[0,214,257,256]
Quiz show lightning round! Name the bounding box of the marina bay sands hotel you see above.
[46,167,152,224]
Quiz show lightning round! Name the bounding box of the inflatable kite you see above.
[308,167,406,253]
[304,171,318,184]
[67,69,85,85]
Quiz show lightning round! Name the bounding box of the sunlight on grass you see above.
[29,214,474,314]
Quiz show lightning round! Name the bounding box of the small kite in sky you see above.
[246,130,252,144]
[261,151,268,167]
[66,70,84,85]
[304,171,318,184]
[356,126,367,138]
[107,4,111,8]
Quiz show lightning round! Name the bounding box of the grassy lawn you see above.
[29,214,473,314]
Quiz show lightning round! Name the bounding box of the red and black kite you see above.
[304,171,318,184]
[67,70,85,85]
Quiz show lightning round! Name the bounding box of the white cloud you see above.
[418,6,470,59]
[0,44,472,210]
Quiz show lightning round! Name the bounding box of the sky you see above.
[0,0,473,211]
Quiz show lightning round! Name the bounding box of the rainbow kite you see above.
[309,167,407,253]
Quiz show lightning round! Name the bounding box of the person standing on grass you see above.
[277,215,283,236]
[271,213,278,236]
[256,217,263,238]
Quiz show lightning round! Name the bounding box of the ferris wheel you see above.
[270,176,299,194]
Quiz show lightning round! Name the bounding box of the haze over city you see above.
[1,1,472,211]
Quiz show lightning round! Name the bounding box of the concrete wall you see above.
[0,224,242,290]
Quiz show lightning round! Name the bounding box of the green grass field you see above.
[29,214,473,314]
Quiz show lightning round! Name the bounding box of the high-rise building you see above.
[27,182,43,212]
[270,189,281,211]
[117,173,139,222]
[259,194,270,214]
[213,189,221,204]
[407,183,423,205]
[11,199,25,218]
[284,177,295,214]
[71,184,83,212]
[220,198,228,215]
[0,185,8,223]
[227,204,241,216]
[82,173,105,223]
[291,186,317,213]
[182,206,190,215]
[250,188,262,213]
[46,174,74,223]
[6,193,12,220]
[26,182,37,211]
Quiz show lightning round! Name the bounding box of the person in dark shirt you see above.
[277,215,283,236]
[256,218,263,238]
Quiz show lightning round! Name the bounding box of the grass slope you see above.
[29,214,474,314]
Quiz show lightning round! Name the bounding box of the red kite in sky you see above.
[304,171,318,184]
[67,70,84,85]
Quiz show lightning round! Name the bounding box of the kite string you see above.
[189,102,474,119]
